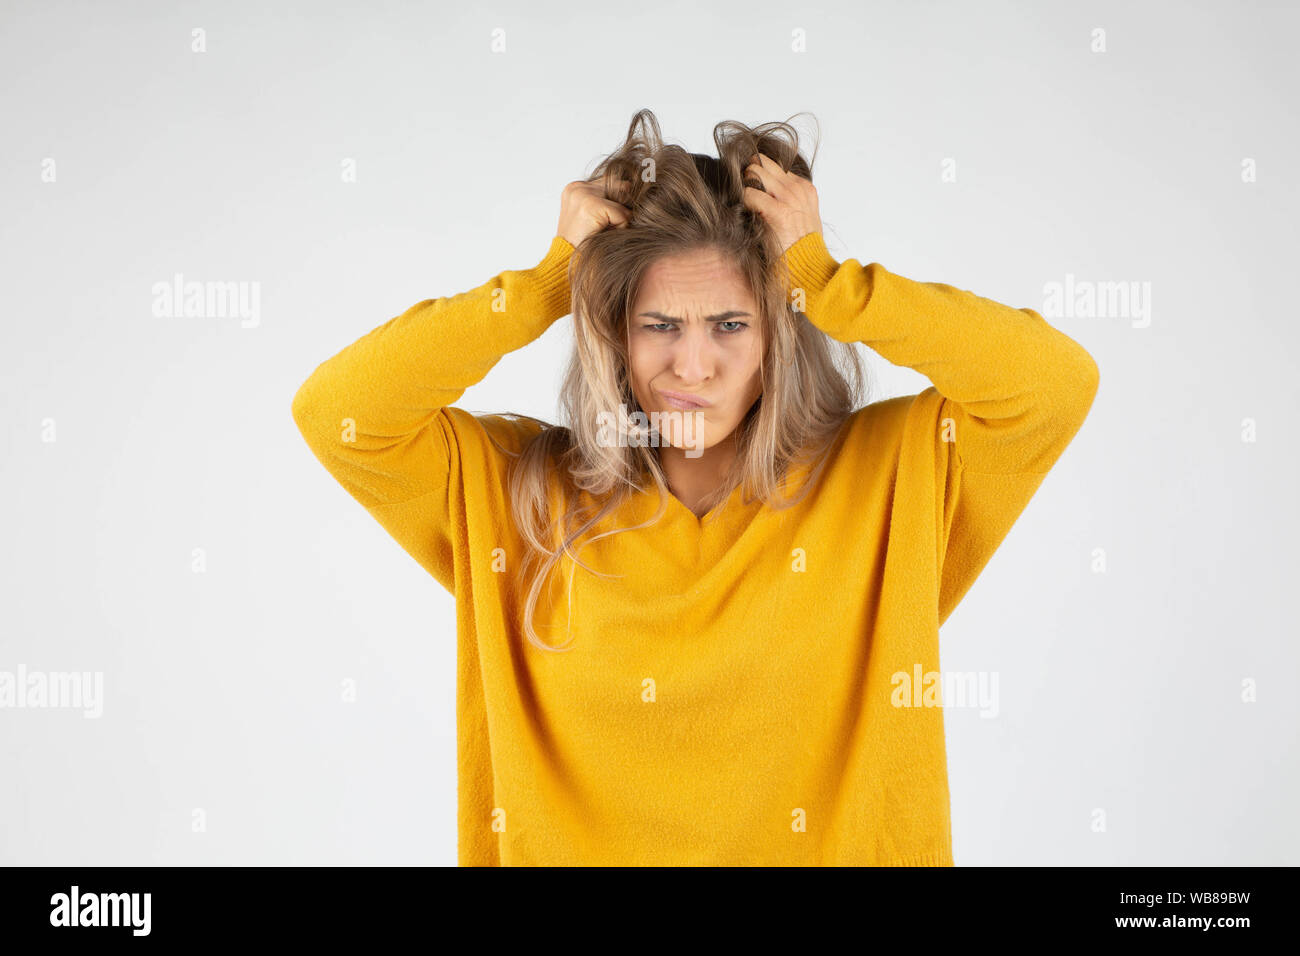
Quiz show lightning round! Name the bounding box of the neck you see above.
[658,431,738,518]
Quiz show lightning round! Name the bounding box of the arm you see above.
[783,231,1099,475]
[782,231,1099,623]
[290,236,574,591]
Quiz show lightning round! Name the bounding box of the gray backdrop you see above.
[2,0,1296,865]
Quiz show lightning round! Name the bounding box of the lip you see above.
[658,389,712,410]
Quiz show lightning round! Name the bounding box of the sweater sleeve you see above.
[290,235,575,592]
[781,231,1099,624]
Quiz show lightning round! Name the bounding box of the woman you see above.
[291,109,1099,866]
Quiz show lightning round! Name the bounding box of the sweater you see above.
[291,230,1099,866]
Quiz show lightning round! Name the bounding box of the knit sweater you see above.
[291,230,1099,866]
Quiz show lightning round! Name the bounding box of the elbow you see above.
[291,374,326,445]
[1075,347,1100,411]
[1058,347,1100,430]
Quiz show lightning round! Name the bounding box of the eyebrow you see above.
[637,310,752,322]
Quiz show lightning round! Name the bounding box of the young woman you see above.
[291,109,1099,866]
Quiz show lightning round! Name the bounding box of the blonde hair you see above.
[489,108,867,651]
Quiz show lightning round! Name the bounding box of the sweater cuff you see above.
[782,231,840,301]
[523,235,575,319]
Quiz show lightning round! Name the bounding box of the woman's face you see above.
[626,247,764,454]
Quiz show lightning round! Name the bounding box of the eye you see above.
[639,321,749,334]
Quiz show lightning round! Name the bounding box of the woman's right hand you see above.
[556,180,631,248]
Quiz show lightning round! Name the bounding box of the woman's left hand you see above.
[741,152,823,254]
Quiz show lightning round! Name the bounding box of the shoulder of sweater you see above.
[846,391,921,437]
[833,390,946,462]
[442,407,558,459]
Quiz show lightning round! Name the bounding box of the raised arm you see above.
[290,238,574,589]
[290,180,631,593]
[782,230,1099,476]
[742,151,1097,476]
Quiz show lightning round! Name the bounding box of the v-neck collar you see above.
[631,451,818,533]
[623,479,758,585]
[563,458,819,593]
[662,480,744,530]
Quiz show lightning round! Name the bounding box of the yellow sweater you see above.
[291,231,1099,866]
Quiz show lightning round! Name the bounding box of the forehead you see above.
[633,248,754,308]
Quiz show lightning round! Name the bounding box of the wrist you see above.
[782,231,840,303]
[524,235,575,319]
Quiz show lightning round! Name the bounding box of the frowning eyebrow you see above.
[637,310,752,322]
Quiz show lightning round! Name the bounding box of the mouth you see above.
[658,389,712,410]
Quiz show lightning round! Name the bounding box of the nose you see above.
[671,326,716,383]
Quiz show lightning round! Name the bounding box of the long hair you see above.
[490,108,866,651]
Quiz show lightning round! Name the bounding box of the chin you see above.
[659,411,725,456]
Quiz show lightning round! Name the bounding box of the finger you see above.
[592,202,626,231]
[602,200,631,227]
[753,151,795,184]
[741,184,778,216]
[744,154,789,200]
